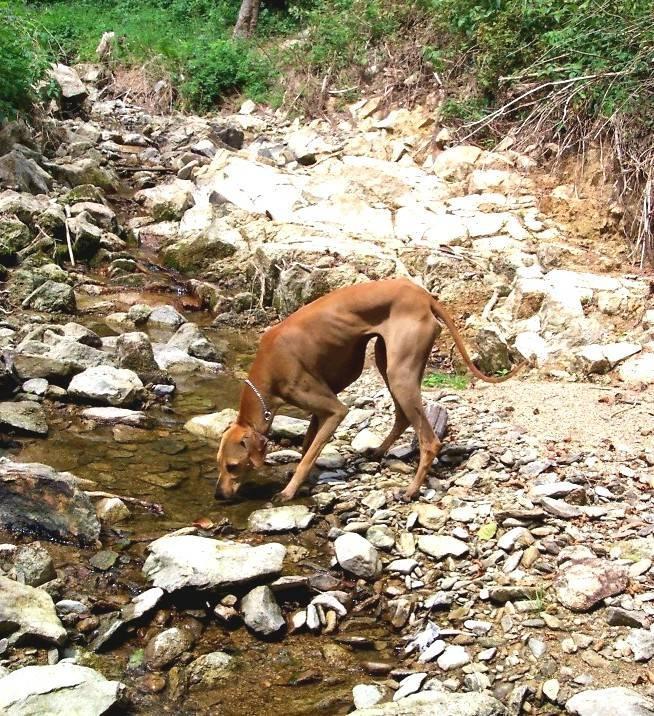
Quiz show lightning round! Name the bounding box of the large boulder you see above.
[135,179,195,221]
[0,458,100,544]
[22,281,76,313]
[49,154,119,192]
[68,366,144,406]
[143,535,286,592]
[0,149,53,194]
[49,63,88,114]
[166,323,223,362]
[0,575,67,645]
[48,338,115,371]
[116,331,166,383]
[0,663,125,715]
[566,687,654,716]
[0,400,48,435]
[162,227,241,271]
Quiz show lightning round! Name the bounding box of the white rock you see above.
[566,687,654,716]
[0,576,66,645]
[437,645,471,671]
[353,684,386,709]
[393,672,427,701]
[184,409,237,440]
[68,367,143,407]
[81,407,148,426]
[241,585,285,636]
[418,535,469,559]
[0,663,125,715]
[247,506,314,533]
[351,428,383,453]
[334,533,381,579]
[142,535,286,591]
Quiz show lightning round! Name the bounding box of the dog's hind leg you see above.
[301,415,319,456]
[384,323,442,500]
[368,338,410,459]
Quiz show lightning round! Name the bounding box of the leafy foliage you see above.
[0,2,49,120]
[422,371,469,389]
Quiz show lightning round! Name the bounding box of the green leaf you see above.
[478,522,497,541]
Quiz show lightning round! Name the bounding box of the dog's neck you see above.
[238,374,274,435]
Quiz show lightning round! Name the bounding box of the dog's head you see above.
[215,422,268,499]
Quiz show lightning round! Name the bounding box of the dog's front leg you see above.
[277,405,347,501]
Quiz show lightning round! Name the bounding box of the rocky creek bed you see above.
[0,61,653,716]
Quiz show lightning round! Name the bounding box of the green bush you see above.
[180,39,275,110]
[0,1,49,120]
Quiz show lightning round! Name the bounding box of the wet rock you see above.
[350,691,507,715]
[555,558,629,611]
[122,587,164,623]
[13,542,55,586]
[0,575,66,645]
[0,400,48,435]
[566,687,654,716]
[0,458,100,544]
[90,549,119,571]
[148,304,186,329]
[135,179,194,221]
[95,496,131,525]
[187,651,234,688]
[0,663,125,715]
[22,281,76,313]
[143,535,286,591]
[0,149,53,194]
[241,585,285,637]
[334,533,382,580]
[394,672,427,701]
[166,323,223,362]
[68,366,144,406]
[247,505,314,533]
[82,407,148,426]
[116,331,165,382]
[144,626,194,670]
[184,408,237,440]
[418,535,469,560]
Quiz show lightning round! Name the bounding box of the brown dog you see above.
[216,278,520,502]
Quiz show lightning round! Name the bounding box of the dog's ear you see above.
[246,429,268,468]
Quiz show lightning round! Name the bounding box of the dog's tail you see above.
[430,296,524,384]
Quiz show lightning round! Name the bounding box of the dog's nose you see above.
[215,482,238,500]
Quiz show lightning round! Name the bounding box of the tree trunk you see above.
[233,0,261,38]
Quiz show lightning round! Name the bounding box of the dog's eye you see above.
[226,463,238,473]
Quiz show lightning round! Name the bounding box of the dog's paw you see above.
[274,489,295,503]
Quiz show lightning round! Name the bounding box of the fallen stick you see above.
[84,490,165,515]
[115,165,174,173]
[63,205,75,267]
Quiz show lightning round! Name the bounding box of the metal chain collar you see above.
[244,379,273,429]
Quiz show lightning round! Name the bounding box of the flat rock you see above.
[241,585,285,636]
[555,558,629,611]
[566,687,654,716]
[334,533,381,579]
[349,691,507,715]
[418,535,469,559]
[68,366,144,407]
[185,410,238,440]
[82,406,149,426]
[143,535,286,591]
[0,458,100,545]
[0,400,48,435]
[247,505,314,533]
[148,305,187,329]
[0,575,66,645]
[0,663,125,715]
[353,684,387,709]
